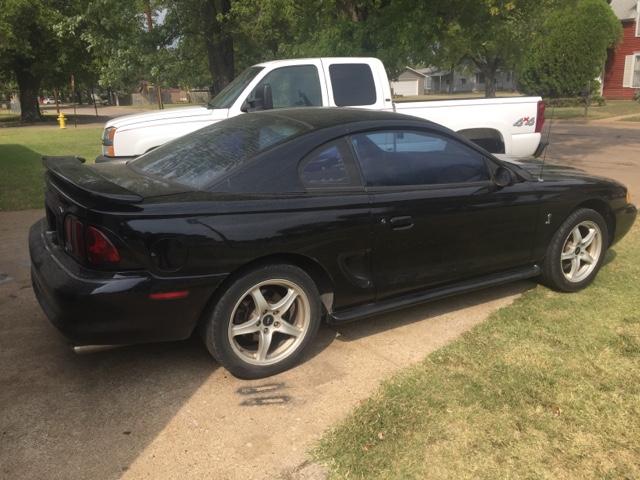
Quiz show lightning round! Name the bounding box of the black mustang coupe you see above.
[30,108,636,378]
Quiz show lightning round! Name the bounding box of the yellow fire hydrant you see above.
[57,113,67,129]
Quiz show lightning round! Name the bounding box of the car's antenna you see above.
[538,102,555,182]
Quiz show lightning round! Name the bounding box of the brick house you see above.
[603,0,640,99]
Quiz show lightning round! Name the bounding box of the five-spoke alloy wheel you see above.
[559,220,602,283]
[228,279,311,366]
[543,208,609,292]
[203,264,321,379]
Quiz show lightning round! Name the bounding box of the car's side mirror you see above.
[493,165,514,188]
[241,84,273,113]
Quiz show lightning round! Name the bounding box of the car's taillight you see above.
[64,216,120,266]
[86,226,121,265]
[64,215,86,260]
[535,100,545,133]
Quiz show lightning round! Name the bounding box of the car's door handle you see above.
[388,216,414,230]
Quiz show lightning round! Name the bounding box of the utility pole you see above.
[143,1,163,110]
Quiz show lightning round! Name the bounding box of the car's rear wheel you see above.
[203,264,321,379]
[542,208,608,292]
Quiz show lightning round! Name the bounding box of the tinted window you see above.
[251,65,322,109]
[208,66,264,109]
[130,114,310,189]
[329,64,377,106]
[300,140,357,188]
[351,130,490,187]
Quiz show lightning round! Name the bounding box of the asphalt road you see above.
[1,120,639,480]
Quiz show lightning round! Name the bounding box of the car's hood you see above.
[105,106,229,131]
[496,155,620,184]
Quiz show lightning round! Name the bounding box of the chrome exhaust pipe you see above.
[72,344,123,354]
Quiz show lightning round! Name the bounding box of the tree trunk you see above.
[15,67,42,122]
[484,70,497,98]
[448,67,455,94]
[203,0,235,95]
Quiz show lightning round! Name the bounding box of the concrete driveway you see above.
[1,121,639,480]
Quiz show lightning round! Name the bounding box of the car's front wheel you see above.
[203,264,321,379]
[542,208,609,292]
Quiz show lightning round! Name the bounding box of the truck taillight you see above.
[86,226,121,265]
[535,100,545,133]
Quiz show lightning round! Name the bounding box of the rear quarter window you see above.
[329,64,377,107]
[130,114,310,190]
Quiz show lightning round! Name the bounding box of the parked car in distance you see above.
[31,108,636,378]
[97,57,545,163]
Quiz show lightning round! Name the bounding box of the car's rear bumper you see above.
[612,203,637,245]
[29,218,225,346]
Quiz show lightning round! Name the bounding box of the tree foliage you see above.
[0,0,91,121]
[0,0,626,118]
[518,0,621,98]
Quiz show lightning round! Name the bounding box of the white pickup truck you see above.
[98,57,545,162]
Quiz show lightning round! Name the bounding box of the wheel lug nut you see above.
[256,321,261,326]
[274,321,280,327]
[263,328,268,333]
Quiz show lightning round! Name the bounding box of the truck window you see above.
[251,65,322,109]
[329,64,377,107]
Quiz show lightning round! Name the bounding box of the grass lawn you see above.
[316,225,640,479]
[0,126,101,211]
[547,100,640,120]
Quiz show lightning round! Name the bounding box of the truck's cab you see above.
[99,57,543,162]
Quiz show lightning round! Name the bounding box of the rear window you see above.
[329,64,377,106]
[130,114,310,189]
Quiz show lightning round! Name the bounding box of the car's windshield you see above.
[129,113,310,190]
[207,66,264,109]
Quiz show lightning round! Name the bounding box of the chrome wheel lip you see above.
[227,279,310,367]
[560,220,602,283]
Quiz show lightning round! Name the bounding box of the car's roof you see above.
[251,107,437,131]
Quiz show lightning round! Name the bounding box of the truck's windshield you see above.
[207,66,264,109]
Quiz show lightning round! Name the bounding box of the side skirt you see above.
[327,265,540,324]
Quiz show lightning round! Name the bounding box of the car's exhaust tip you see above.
[72,345,122,354]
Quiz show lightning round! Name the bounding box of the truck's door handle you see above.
[389,216,414,230]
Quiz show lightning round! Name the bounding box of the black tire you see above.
[203,263,321,379]
[541,208,609,292]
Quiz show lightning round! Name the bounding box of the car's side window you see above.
[299,139,359,188]
[350,129,490,187]
[252,65,323,109]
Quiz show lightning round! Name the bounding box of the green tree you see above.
[518,0,621,97]
[0,0,90,121]
[431,0,541,98]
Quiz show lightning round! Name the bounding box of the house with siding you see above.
[390,66,516,97]
[603,0,640,99]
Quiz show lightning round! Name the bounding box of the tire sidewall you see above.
[544,208,609,292]
[205,264,321,379]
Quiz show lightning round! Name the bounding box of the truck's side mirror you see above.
[241,84,273,112]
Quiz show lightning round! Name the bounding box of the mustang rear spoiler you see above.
[42,156,143,204]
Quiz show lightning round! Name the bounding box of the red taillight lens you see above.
[86,226,121,265]
[64,215,86,259]
[535,100,545,133]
